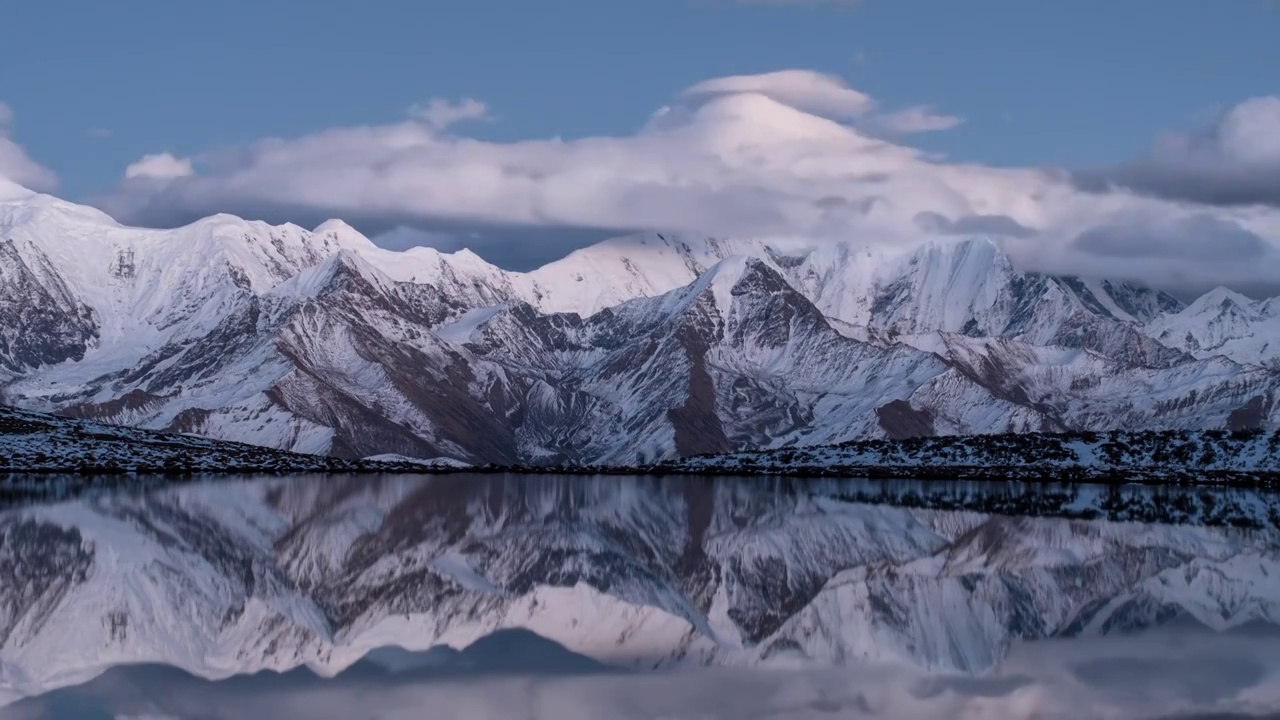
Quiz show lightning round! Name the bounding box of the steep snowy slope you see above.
[924,334,1280,432]
[518,232,770,316]
[1,185,1278,463]
[457,257,968,462]
[265,251,526,462]
[0,199,524,460]
[784,237,1188,368]
[0,199,338,355]
[1,475,1276,703]
[515,233,1189,366]
[0,236,97,378]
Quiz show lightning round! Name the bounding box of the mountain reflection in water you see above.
[1,474,1278,719]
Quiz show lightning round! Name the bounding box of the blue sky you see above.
[2,0,1279,291]
[3,0,1276,199]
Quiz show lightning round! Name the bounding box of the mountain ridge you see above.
[2,187,1279,463]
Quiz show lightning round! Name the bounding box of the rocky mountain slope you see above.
[666,427,1280,485]
[0,474,1277,704]
[2,184,1279,464]
[0,405,427,491]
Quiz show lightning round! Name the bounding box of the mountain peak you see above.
[3,188,1280,464]
[313,218,358,235]
[860,235,1014,334]
[682,255,794,313]
[525,232,748,317]
[278,248,393,299]
[310,219,379,253]
[909,235,1007,269]
[697,255,767,314]
[1186,286,1259,316]
[555,231,728,262]
[0,176,35,202]
[183,212,251,231]
[609,255,784,329]
[1142,284,1280,366]
[0,185,121,233]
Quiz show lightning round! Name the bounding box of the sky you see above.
[1,0,1280,292]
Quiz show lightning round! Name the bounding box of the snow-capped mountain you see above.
[1146,285,1280,368]
[1,475,1277,703]
[1,184,1278,463]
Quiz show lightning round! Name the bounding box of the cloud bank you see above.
[1077,96,1280,209]
[0,103,57,194]
[47,71,1280,295]
[5,626,1280,720]
[125,153,196,181]
[407,97,491,131]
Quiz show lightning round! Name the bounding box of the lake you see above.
[1,473,1278,719]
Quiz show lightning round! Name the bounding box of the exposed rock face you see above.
[2,190,1279,463]
[876,399,936,439]
[0,239,98,376]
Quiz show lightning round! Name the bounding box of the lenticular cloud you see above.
[82,70,1280,295]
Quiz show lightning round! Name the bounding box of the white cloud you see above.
[407,97,491,131]
[0,102,58,193]
[124,152,194,181]
[1077,95,1280,208]
[872,105,965,134]
[371,225,464,251]
[681,69,876,121]
[92,70,1280,295]
[0,139,54,192]
[1216,96,1280,164]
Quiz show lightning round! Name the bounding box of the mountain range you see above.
[2,182,1279,465]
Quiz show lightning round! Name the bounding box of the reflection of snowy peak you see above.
[1,189,1278,463]
[0,476,1277,703]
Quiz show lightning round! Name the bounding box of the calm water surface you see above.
[1,473,1278,719]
